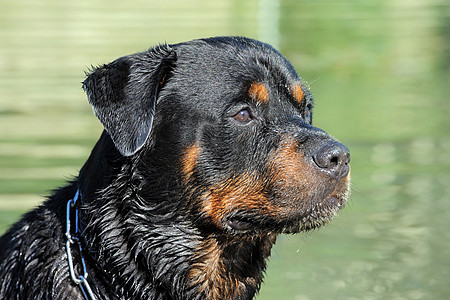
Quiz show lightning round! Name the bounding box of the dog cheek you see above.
[200,174,277,229]
[268,137,319,201]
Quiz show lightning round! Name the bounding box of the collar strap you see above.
[65,190,97,300]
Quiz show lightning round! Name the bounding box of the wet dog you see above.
[0,37,350,299]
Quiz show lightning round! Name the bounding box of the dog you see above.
[0,36,350,299]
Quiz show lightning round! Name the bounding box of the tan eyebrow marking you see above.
[248,82,269,104]
[291,84,304,104]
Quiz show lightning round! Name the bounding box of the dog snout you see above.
[312,141,350,179]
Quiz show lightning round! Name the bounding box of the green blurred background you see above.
[0,0,449,299]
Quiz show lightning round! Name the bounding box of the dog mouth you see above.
[224,191,349,235]
[225,217,254,231]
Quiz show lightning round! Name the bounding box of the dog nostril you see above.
[313,142,350,178]
[330,156,338,166]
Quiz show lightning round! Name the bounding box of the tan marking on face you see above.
[248,82,269,104]
[291,84,304,104]
[181,143,201,180]
[270,136,316,191]
[201,173,279,227]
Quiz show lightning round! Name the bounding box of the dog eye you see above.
[233,109,252,124]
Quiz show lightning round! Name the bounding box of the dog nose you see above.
[312,141,350,178]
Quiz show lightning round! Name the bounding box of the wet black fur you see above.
[0,37,346,299]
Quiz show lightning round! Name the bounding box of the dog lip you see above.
[280,194,348,233]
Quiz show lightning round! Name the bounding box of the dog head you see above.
[83,37,350,236]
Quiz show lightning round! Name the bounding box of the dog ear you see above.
[83,45,176,156]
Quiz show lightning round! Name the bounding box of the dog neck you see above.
[79,191,276,299]
[186,233,276,299]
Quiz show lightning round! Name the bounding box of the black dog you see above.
[0,37,350,299]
